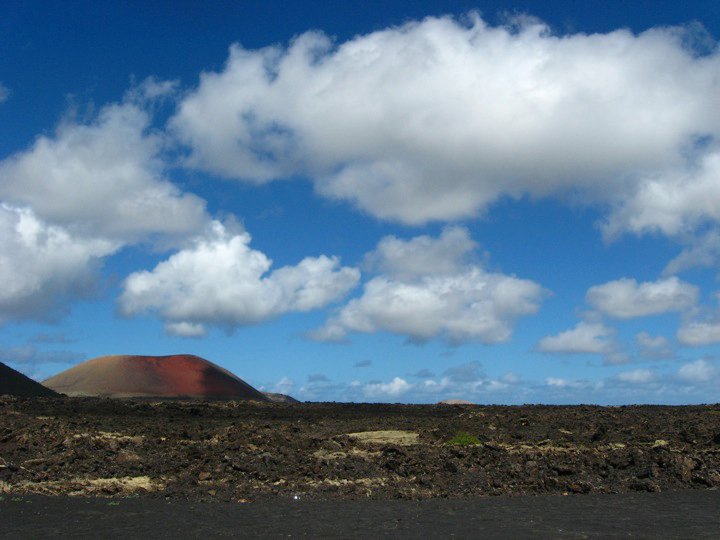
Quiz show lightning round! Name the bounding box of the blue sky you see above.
[1,0,719,404]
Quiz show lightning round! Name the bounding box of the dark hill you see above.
[0,362,59,397]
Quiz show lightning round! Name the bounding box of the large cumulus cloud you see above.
[0,204,116,322]
[119,221,360,335]
[313,227,546,344]
[0,100,208,243]
[172,14,720,234]
[0,85,211,323]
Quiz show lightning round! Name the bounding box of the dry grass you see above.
[346,430,420,446]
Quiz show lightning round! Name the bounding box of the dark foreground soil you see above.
[3,490,719,538]
[1,396,719,502]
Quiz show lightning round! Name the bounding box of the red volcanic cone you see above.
[1,362,59,397]
[42,354,269,401]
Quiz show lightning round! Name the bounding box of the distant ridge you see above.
[0,362,59,397]
[43,354,269,401]
[263,392,300,403]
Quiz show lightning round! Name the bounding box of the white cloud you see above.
[664,229,720,275]
[165,321,207,338]
[636,332,669,349]
[126,76,179,102]
[603,153,720,238]
[364,226,477,278]
[0,204,117,323]
[546,377,566,387]
[271,376,295,395]
[677,359,718,383]
[294,361,717,404]
[617,369,655,384]
[119,221,359,331]
[314,228,545,344]
[677,320,720,346]
[538,321,613,354]
[172,15,720,232]
[363,377,411,398]
[586,277,698,318]
[636,331,674,359]
[0,100,208,243]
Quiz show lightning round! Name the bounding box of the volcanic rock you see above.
[0,362,59,397]
[42,354,269,401]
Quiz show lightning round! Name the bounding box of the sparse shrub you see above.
[447,432,481,446]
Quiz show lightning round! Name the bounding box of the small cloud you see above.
[353,359,372,368]
[0,83,8,103]
[363,377,411,398]
[636,331,674,359]
[586,277,697,319]
[165,321,207,338]
[486,379,509,392]
[664,229,720,275]
[544,377,593,390]
[364,226,478,279]
[677,359,718,383]
[307,373,330,382]
[308,324,349,343]
[272,376,294,395]
[538,321,614,354]
[500,372,520,384]
[616,369,655,384]
[126,76,179,103]
[677,320,720,346]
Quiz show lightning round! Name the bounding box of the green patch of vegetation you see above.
[447,432,481,446]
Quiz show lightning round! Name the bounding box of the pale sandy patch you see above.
[307,477,389,488]
[69,432,145,444]
[3,476,163,496]
[313,448,381,461]
[346,430,419,445]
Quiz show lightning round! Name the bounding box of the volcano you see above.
[1,362,59,397]
[42,354,269,401]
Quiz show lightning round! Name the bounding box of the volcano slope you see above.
[42,355,269,401]
[0,363,58,398]
[1,399,719,502]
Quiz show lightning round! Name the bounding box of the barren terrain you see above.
[1,396,719,502]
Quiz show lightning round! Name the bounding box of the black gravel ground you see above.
[2,490,719,538]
